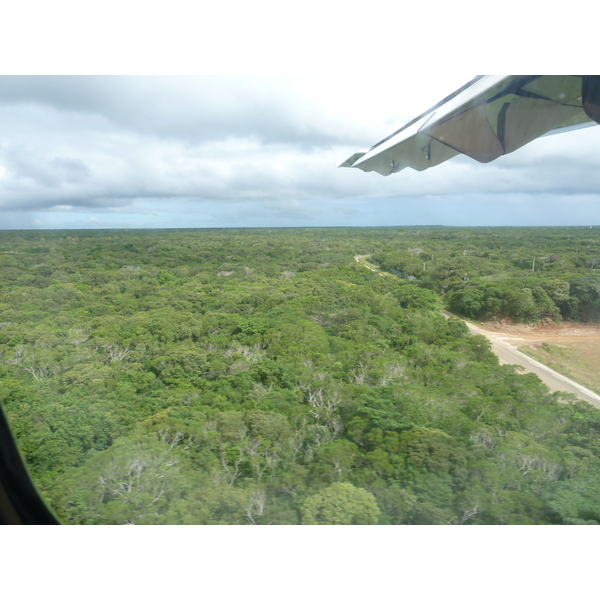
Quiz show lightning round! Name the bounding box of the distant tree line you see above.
[372,227,600,323]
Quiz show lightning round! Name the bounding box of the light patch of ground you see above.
[477,320,600,396]
[354,255,393,276]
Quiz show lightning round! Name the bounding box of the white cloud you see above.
[0,74,598,228]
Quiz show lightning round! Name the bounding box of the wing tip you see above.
[337,151,367,168]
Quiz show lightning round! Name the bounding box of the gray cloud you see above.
[49,157,92,183]
[0,76,370,148]
[0,75,598,228]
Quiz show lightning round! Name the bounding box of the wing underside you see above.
[339,75,600,176]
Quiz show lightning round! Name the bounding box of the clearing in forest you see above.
[479,320,600,396]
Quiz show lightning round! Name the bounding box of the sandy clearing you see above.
[443,312,600,408]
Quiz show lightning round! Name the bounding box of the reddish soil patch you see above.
[476,319,600,347]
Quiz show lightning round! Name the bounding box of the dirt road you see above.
[443,312,600,408]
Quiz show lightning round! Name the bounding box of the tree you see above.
[396,284,442,312]
[311,439,361,482]
[569,274,600,321]
[301,482,380,524]
[49,436,191,524]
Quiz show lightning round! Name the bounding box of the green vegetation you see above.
[1,226,600,524]
[372,227,600,323]
[520,341,600,397]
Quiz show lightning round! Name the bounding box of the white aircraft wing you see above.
[338,75,600,176]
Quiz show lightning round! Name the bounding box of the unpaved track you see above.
[443,312,600,408]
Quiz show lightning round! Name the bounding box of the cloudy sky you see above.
[1,5,598,230]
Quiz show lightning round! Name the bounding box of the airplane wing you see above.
[338,75,600,176]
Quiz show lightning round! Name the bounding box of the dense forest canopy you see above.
[1,226,600,524]
[371,227,600,323]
